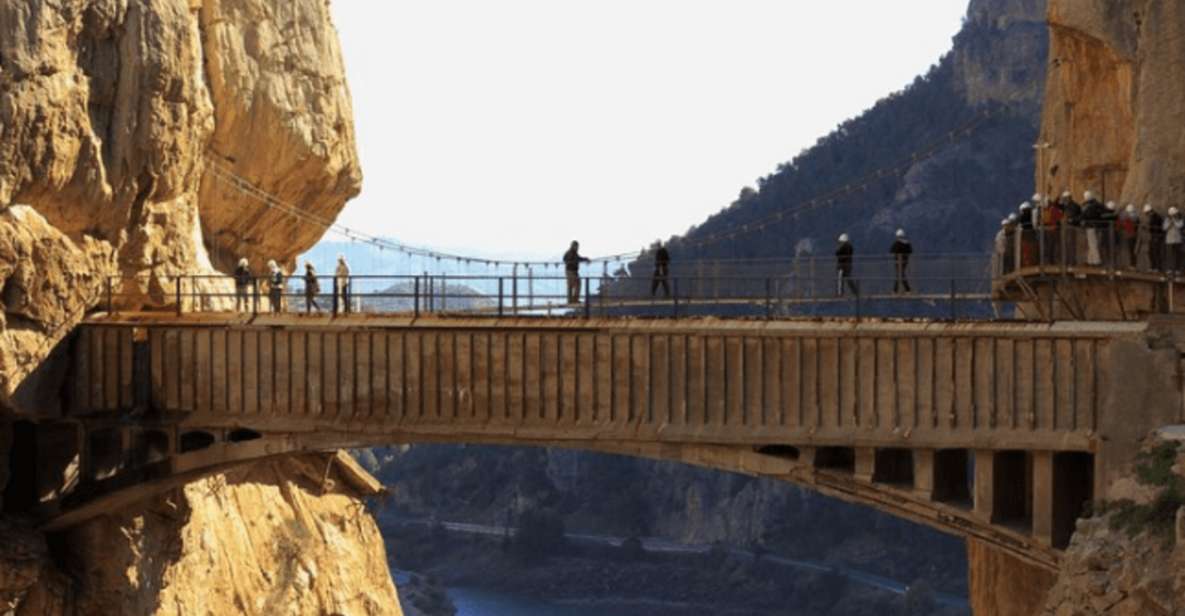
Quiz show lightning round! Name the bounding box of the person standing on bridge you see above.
[1081,192,1105,266]
[233,257,252,312]
[835,234,857,296]
[1165,208,1184,275]
[303,262,321,313]
[266,260,285,313]
[650,241,671,297]
[1118,205,1139,269]
[335,254,352,313]
[1141,204,1165,272]
[564,241,591,304]
[890,229,912,294]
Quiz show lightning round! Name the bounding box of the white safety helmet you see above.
[1000,218,1010,227]
[1145,204,1154,213]
[838,233,850,243]
[895,229,906,238]
[1171,207,1181,216]
[267,259,278,271]
[1032,193,1043,202]
[238,257,248,268]
[1125,204,1136,214]
[1061,191,1072,199]
[1084,191,1095,201]
[1106,201,1117,211]
[1020,201,1032,210]
[1008,213,1019,222]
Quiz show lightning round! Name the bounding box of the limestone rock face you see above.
[0,0,360,412]
[1037,1,1185,206]
[198,0,362,273]
[41,453,402,616]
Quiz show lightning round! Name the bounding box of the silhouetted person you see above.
[233,257,252,312]
[1143,205,1165,272]
[651,241,670,297]
[835,234,857,296]
[890,229,913,294]
[564,241,590,304]
[335,254,351,313]
[303,262,321,313]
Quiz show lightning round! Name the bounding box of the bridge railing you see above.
[100,255,1000,320]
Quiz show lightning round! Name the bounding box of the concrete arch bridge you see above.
[11,311,1183,573]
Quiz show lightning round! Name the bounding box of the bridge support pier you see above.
[854,447,875,483]
[1032,451,1054,547]
[912,449,935,499]
[973,450,994,522]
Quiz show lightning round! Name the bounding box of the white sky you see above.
[331,1,970,260]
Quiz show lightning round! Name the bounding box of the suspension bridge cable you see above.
[203,156,641,268]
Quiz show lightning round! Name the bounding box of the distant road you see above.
[388,517,969,610]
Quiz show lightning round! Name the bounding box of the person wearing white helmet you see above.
[1165,208,1185,275]
[266,259,285,314]
[233,257,252,312]
[1081,191,1106,266]
[835,233,857,297]
[1141,204,1165,272]
[890,229,913,294]
[303,262,321,313]
[335,253,352,313]
[1118,205,1140,268]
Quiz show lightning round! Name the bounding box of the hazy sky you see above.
[331,1,970,260]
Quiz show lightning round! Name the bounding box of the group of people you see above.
[834,229,913,297]
[562,240,673,304]
[232,254,353,314]
[996,190,1185,274]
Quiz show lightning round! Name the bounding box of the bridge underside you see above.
[12,313,1184,572]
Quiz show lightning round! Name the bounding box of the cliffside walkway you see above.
[21,308,1184,574]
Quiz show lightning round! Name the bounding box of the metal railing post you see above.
[175,276,183,316]
[672,277,679,318]
[764,277,772,319]
[583,278,591,319]
[950,278,958,320]
[332,277,339,316]
[413,276,420,318]
[497,277,504,317]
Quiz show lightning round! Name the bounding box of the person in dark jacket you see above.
[835,234,857,296]
[1143,204,1166,272]
[890,229,913,294]
[303,262,321,313]
[266,260,285,313]
[650,241,671,297]
[233,257,252,312]
[564,241,591,304]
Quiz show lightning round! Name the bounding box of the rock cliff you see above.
[4,452,403,616]
[0,0,361,412]
[1037,1,1185,205]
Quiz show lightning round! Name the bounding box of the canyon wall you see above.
[5,453,403,615]
[0,0,361,412]
[1037,1,1185,206]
